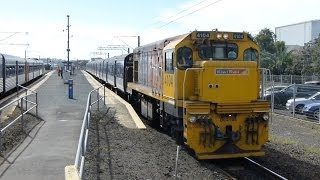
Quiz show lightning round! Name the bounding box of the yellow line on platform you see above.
[65,165,80,180]
[82,70,146,129]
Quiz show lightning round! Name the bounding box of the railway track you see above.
[89,74,290,179]
[214,157,288,180]
[243,157,287,180]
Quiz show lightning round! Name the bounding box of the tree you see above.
[260,51,275,71]
[255,29,293,75]
[255,28,276,54]
[298,38,320,76]
[274,41,293,75]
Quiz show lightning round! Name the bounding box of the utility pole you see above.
[67,15,70,70]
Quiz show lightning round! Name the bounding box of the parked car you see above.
[286,92,320,113]
[304,81,320,85]
[302,102,320,119]
[264,84,320,106]
[264,85,287,96]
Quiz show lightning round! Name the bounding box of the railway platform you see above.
[0,70,143,180]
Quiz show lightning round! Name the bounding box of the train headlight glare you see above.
[262,113,269,121]
[189,116,197,123]
[217,33,222,39]
[223,33,229,39]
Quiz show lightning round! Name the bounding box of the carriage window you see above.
[177,47,193,69]
[244,48,259,61]
[116,63,123,77]
[198,43,238,60]
[110,65,114,75]
[165,51,174,73]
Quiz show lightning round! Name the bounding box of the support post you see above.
[16,61,18,98]
[293,84,296,118]
[36,92,38,117]
[0,111,2,152]
[97,90,99,111]
[174,145,180,179]
[21,98,24,132]
[67,15,70,71]
[25,89,28,111]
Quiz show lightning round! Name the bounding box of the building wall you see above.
[311,21,320,39]
[275,21,312,46]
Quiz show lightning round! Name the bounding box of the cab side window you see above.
[165,50,174,73]
[176,47,193,69]
[244,48,259,61]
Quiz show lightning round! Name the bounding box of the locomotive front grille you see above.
[185,102,210,114]
[216,101,270,114]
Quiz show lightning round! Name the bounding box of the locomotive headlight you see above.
[189,116,197,123]
[223,33,229,39]
[217,33,222,39]
[262,113,269,121]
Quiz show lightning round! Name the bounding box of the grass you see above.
[269,135,297,145]
[304,147,320,155]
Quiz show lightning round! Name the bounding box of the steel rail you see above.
[244,157,288,180]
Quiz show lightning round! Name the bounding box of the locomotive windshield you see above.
[198,43,238,60]
[244,48,259,61]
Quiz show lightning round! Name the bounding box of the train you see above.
[0,53,44,96]
[86,30,270,159]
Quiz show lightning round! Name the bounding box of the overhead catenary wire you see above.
[147,0,211,27]
[157,0,224,29]
[0,32,20,42]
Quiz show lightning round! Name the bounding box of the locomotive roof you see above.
[90,54,131,63]
[133,32,190,52]
[105,54,130,61]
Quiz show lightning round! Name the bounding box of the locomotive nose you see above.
[198,61,259,103]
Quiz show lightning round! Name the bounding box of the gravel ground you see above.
[84,108,230,180]
[0,106,41,156]
[84,103,320,179]
[2,101,318,179]
[252,114,320,179]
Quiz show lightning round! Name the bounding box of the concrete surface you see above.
[0,70,94,180]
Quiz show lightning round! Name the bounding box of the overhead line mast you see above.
[67,15,70,70]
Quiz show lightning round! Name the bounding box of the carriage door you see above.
[151,49,161,95]
[162,49,174,99]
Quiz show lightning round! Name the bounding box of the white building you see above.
[275,19,320,46]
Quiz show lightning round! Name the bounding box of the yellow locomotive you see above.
[127,30,270,159]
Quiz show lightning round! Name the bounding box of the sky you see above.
[0,0,319,60]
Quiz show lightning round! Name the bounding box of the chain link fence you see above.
[267,75,319,86]
[261,74,320,124]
